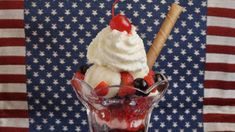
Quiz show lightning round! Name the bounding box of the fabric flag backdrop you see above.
[0,0,29,132]
[203,0,235,131]
[0,0,234,132]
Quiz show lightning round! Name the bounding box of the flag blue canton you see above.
[25,0,206,131]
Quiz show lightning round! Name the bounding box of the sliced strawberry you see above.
[94,81,109,96]
[120,72,134,85]
[144,74,155,86]
[118,86,136,97]
[119,72,135,97]
[118,87,127,97]
[75,71,85,80]
[71,79,81,92]
[148,70,155,76]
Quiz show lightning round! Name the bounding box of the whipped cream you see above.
[87,26,149,75]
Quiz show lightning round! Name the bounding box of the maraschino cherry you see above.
[109,0,132,34]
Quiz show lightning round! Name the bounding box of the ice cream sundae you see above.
[71,1,182,131]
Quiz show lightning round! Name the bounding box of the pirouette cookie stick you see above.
[147,3,183,69]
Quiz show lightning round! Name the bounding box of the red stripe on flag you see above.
[208,26,235,37]
[208,7,235,19]
[204,80,235,90]
[0,38,25,46]
[207,45,235,55]
[0,56,25,65]
[0,75,26,83]
[204,114,235,123]
[0,1,23,9]
[0,93,27,101]
[0,20,24,28]
[0,127,28,132]
[0,110,28,118]
[204,98,235,106]
[205,63,235,72]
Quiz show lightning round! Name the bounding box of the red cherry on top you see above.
[110,14,132,34]
[109,0,132,34]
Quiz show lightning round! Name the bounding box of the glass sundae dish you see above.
[71,72,168,132]
[71,1,182,132]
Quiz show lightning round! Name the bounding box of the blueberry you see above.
[154,73,164,82]
[134,78,149,96]
[79,64,91,75]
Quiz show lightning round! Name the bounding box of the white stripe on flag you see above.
[0,29,25,38]
[207,35,235,46]
[206,53,235,64]
[0,83,26,93]
[0,10,23,19]
[205,89,235,99]
[204,105,235,114]
[0,101,28,110]
[208,0,235,9]
[0,47,25,56]
[208,16,235,29]
[0,118,28,128]
[204,123,235,131]
[205,71,235,81]
[0,65,25,74]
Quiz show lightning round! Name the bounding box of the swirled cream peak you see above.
[87,26,149,74]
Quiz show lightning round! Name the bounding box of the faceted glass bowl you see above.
[71,72,169,132]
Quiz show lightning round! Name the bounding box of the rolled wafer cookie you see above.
[147,3,183,69]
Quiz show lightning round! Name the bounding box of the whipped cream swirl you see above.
[87,26,149,73]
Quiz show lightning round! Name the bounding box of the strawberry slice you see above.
[75,71,85,80]
[144,73,155,87]
[120,72,134,85]
[118,72,135,97]
[148,70,155,76]
[94,81,109,96]
[118,86,136,97]
[145,71,160,93]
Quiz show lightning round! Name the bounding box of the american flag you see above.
[0,0,234,131]
[0,0,29,132]
[203,0,235,131]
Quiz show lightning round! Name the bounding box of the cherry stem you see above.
[112,0,120,17]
